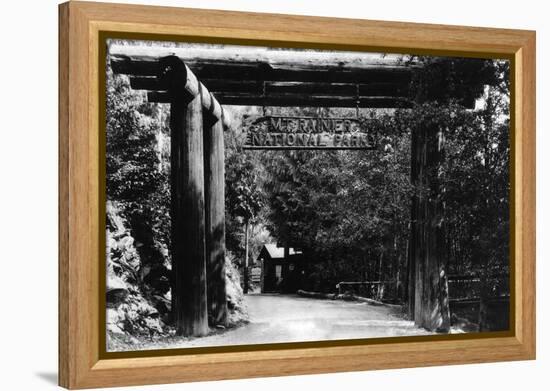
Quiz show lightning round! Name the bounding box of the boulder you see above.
[106,275,129,307]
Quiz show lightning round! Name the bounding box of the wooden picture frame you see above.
[59,1,536,389]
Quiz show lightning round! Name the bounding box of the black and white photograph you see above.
[104,39,510,352]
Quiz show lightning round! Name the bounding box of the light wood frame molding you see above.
[58,1,536,388]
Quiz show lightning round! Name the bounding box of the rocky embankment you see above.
[105,202,248,351]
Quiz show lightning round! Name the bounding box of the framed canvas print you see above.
[58,1,536,389]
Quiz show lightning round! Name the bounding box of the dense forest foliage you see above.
[106,51,510,341]
[224,57,510,328]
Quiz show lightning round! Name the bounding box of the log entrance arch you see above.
[111,46,465,336]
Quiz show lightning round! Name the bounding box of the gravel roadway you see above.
[142,293,431,350]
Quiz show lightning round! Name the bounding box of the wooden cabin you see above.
[257,244,303,293]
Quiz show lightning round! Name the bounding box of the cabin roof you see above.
[261,244,302,259]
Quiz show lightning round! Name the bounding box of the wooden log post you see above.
[243,220,250,294]
[410,121,451,332]
[407,126,419,318]
[165,56,209,337]
[201,85,228,326]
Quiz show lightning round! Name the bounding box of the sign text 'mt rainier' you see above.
[243,116,377,150]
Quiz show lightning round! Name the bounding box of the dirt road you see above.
[147,293,430,350]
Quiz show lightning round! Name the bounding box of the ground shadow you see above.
[35,372,57,385]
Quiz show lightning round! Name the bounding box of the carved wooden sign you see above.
[243,116,377,150]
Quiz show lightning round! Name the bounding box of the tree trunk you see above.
[170,92,209,337]
[478,273,489,331]
[400,234,409,304]
[204,114,227,326]
[259,257,265,293]
[377,250,384,300]
[284,240,290,293]
[410,122,451,332]
[407,129,418,318]
[243,219,249,294]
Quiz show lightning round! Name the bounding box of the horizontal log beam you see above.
[157,55,200,99]
[109,44,413,73]
[113,55,228,127]
[214,94,413,108]
[129,76,165,90]
[110,48,477,108]
[147,91,170,103]
[195,63,412,84]
[111,56,159,76]
[130,77,409,97]
[266,82,408,97]
[200,83,224,123]
[198,79,261,94]
[111,54,413,84]
[112,51,475,109]
[150,90,412,109]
